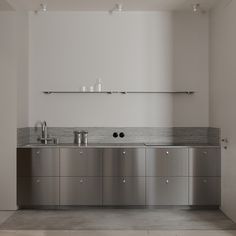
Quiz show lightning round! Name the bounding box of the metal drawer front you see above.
[60,177,102,205]
[189,148,221,177]
[17,177,59,206]
[17,148,59,177]
[60,148,102,176]
[103,148,145,176]
[103,177,145,205]
[146,148,188,176]
[146,177,188,205]
[189,177,220,205]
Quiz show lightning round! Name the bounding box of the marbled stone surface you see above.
[31,127,220,145]
[17,128,30,146]
[17,127,220,146]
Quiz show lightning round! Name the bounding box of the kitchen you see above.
[0,0,236,235]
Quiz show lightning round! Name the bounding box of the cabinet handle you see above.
[165,179,169,184]
[80,179,84,183]
[36,179,40,183]
[122,179,126,183]
[122,151,126,155]
[165,151,169,155]
[36,151,40,155]
[203,151,208,155]
[79,151,83,155]
[203,179,208,184]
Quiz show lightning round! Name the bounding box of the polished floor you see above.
[0,209,235,231]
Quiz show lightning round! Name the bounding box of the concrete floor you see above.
[0,212,14,225]
[0,209,235,231]
[0,230,236,236]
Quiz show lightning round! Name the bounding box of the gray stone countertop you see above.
[18,143,220,148]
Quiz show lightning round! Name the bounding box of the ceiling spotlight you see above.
[192,3,200,13]
[40,3,47,12]
[192,3,205,15]
[109,3,124,14]
[35,2,47,14]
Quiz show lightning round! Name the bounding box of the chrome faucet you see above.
[41,121,48,141]
[35,121,53,144]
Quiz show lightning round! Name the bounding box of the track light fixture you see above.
[35,2,47,14]
[109,3,124,14]
[192,3,205,15]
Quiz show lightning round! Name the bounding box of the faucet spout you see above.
[42,121,47,139]
[35,120,52,144]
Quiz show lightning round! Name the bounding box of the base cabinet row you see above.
[17,147,221,207]
[17,176,220,207]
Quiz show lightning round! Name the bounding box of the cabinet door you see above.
[146,148,188,176]
[17,177,59,206]
[60,177,102,205]
[103,177,145,205]
[189,148,221,177]
[103,148,145,176]
[60,148,102,176]
[17,148,59,177]
[146,177,188,205]
[189,177,220,205]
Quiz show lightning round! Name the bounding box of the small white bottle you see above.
[81,86,86,92]
[95,78,102,92]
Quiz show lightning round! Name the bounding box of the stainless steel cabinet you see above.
[103,148,145,176]
[189,148,221,177]
[60,177,102,205]
[17,148,59,177]
[103,177,145,205]
[60,148,102,176]
[189,177,221,205]
[17,177,59,206]
[146,177,188,205]
[17,146,221,208]
[146,148,188,176]
[189,147,221,206]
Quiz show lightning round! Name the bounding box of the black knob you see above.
[113,132,118,138]
[119,132,125,138]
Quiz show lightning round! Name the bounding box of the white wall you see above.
[0,12,17,210]
[17,12,29,128]
[29,11,209,127]
[0,9,28,210]
[210,0,236,222]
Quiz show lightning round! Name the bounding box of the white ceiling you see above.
[6,0,220,12]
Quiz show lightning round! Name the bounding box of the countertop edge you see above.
[17,143,221,148]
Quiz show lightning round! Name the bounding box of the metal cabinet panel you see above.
[146,148,188,176]
[146,177,188,205]
[17,148,59,177]
[60,177,102,205]
[103,148,145,176]
[189,148,221,177]
[103,177,145,205]
[17,177,59,206]
[189,177,220,205]
[60,148,102,176]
